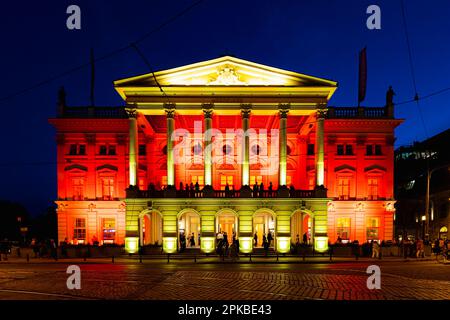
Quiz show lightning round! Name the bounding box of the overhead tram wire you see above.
[0,0,205,105]
[400,0,429,139]
[130,43,172,106]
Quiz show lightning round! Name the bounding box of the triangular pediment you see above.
[114,56,336,87]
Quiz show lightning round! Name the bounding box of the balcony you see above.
[126,186,327,199]
[61,106,128,119]
[327,106,390,119]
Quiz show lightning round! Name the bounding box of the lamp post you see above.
[424,163,450,240]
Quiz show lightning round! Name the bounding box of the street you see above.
[0,259,448,300]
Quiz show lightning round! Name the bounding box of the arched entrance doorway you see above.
[439,226,448,240]
[216,209,238,245]
[291,211,312,245]
[253,210,276,248]
[178,209,201,248]
[140,210,163,246]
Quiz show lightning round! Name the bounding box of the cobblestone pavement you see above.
[0,260,448,300]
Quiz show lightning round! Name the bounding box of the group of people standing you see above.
[253,231,274,252]
[216,231,239,260]
[179,232,197,252]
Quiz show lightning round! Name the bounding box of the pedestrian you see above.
[254,232,258,247]
[303,232,308,245]
[371,240,380,259]
[252,183,259,198]
[267,231,273,247]
[259,182,264,197]
[268,182,273,197]
[189,233,196,247]
[31,238,39,258]
[263,234,269,256]
[225,183,230,197]
[416,239,424,258]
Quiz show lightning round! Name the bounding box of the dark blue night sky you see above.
[0,0,449,214]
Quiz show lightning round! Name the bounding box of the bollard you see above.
[276,254,279,262]
[112,255,115,263]
[249,254,252,262]
[167,254,170,263]
[139,255,142,263]
[26,253,30,262]
[194,255,197,263]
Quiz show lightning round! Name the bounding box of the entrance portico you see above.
[117,56,337,253]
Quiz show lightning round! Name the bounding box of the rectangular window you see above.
[250,175,263,186]
[139,144,146,156]
[345,145,353,155]
[108,145,116,155]
[102,178,114,200]
[375,145,382,155]
[138,178,146,191]
[286,175,292,187]
[74,218,86,242]
[102,218,116,243]
[337,178,350,200]
[366,145,373,156]
[336,218,351,240]
[72,178,84,200]
[337,145,344,155]
[367,178,379,200]
[78,144,86,155]
[220,176,234,190]
[308,175,315,190]
[69,144,78,155]
[99,145,107,155]
[191,176,204,188]
[307,144,315,155]
[366,217,380,240]
[69,144,86,155]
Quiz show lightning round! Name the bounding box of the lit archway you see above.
[216,209,238,245]
[139,210,163,246]
[440,226,448,240]
[253,209,276,248]
[178,209,201,248]
[291,210,313,245]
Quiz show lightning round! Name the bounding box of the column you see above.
[315,105,327,187]
[278,104,290,187]
[202,104,214,187]
[241,104,252,187]
[126,107,138,187]
[165,104,176,187]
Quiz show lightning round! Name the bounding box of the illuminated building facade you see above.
[49,56,401,253]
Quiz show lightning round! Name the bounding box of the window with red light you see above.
[366,217,380,240]
[73,218,86,242]
[102,218,116,243]
[102,178,115,200]
[336,217,351,240]
[337,178,351,200]
[367,178,379,200]
[71,177,85,200]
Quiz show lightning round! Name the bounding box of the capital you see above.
[278,103,290,119]
[240,104,252,119]
[125,105,137,118]
[316,103,328,119]
[202,103,214,119]
[164,103,176,119]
